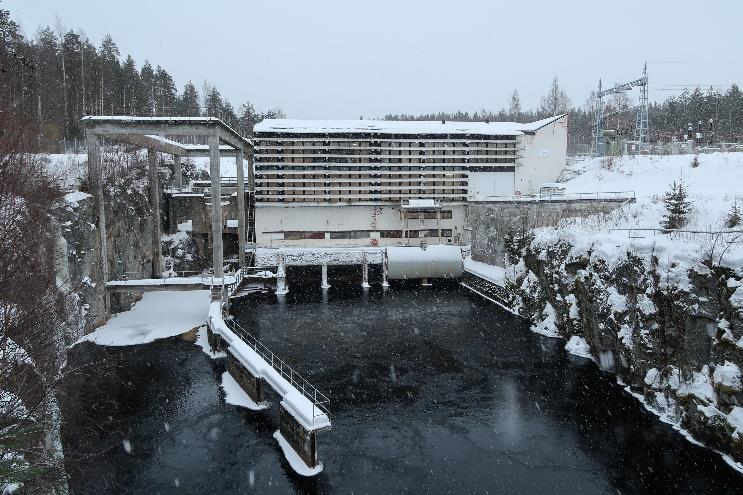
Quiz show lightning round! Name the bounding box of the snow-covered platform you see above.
[207,301,330,475]
[105,275,237,292]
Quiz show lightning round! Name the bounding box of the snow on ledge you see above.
[78,290,210,346]
[463,257,505,286]
[564,336,594,361]
[273,431,323,477]
[220,371,270,411]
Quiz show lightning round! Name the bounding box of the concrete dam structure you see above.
[83,115,634,476]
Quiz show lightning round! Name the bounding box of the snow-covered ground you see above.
[77,290,210,346]
[539,153,743,277]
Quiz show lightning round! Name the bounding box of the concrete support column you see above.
[382,252,390,289]
[86,131,110,311]
[173,154,183,190]
[148,148,162,278]
[247,152,255,243]
[321,263,330,289]
[361,252,370,289]
[276,250,288,295]
[209,133,224,279]
[236,151,246,267]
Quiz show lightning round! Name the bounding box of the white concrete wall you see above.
[255,204,466,248]
[467,171,515,198]
[515,115,568,195]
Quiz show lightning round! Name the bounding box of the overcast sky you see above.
[5,0,742,119]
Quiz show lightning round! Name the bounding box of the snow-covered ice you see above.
[272,431,323,477]
[78,290,210,346]
[220,371,270,411]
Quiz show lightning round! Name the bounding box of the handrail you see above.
[226,318,331,424]
[609,227,743,239]
[468,191,636,202]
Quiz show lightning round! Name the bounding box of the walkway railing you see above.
[468,191,636,202]
[609,227,743,241]
[226,318,331,424]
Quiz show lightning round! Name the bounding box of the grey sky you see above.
[6,0,742,119]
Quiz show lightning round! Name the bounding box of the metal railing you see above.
[609,227,743,241]
[226,318,331,426]
[468,191,636,202]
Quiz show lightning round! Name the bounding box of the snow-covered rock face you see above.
[497,152,743,465]
[52,154,161,333]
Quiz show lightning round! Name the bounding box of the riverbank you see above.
[487,152,743,469]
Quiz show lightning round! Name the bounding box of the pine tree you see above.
[725,201,741,229]
[204,87,223,118]
[177,81,200,116]
[662,180,691,231]
[691,155,700,168]
[503,226,529,265]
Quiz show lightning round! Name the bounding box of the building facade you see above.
[252,116,567,249]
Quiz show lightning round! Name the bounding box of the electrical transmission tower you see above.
[591,64,650,155]
[633,63,650,146]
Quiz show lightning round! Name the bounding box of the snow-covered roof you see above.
[254,115,565,136]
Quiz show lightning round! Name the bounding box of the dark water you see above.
[61,283,742,494]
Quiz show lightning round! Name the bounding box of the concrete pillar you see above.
[247,151,255,243]
[279,405,320,468]
[227,354,264,404]
[209,133,224,279]
[321,263,330,289]
[173,154,182,190]
[148,148,162,278]
[361,252,370,289]
[86,131,110,311]
[382,252,390,289]
[276,250,288,295]
[236,151,246,268]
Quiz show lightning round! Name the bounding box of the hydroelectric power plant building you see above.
[252,116,568,250]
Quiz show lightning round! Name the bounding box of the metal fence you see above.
[608,227,743,242]
[226,318,331,426]
[468,191,636,202]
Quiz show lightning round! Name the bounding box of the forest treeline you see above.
[0,9,283,149]
[386,80,743,153]
[3,8,743,153]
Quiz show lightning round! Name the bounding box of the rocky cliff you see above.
[505,237,743,465]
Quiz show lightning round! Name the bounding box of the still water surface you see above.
[62,283,742,494]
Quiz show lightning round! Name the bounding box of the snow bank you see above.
[727,407,743,438]
[564,335,593,360]
[533,152,743,277]
[64,191,92,205]
[713,362,742,392]
[677,366,716,404]
[78,290,210,346]
[531,302,560,338]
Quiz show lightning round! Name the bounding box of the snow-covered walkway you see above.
[463,257,506,286]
